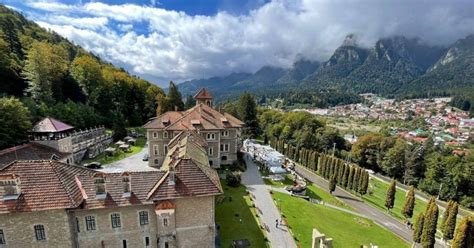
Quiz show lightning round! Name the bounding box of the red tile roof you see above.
[194,88,213,99]
[0,143,71,169]
[32,117,74,133]
[0,161,92,214]
[0,158,222,213]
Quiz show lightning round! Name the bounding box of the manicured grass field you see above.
[215,183,268,248]
[264,174,352,210]
[305,184,352,210]
[363,178,431,222]
[263,174,295,187]
[272,192,410,248]
[85,137,146,165]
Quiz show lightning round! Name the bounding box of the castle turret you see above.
[194,88,213,106]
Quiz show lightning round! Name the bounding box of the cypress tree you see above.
[329,174,337,195]
[337,161,345,185]
[413,212,425,244]
[443,202,459,241]
[385,180,396,211]
[328,157,334,179]
[441,200,454,230]
[319,156,326,176]
[451,216,474,248]
[313,152,319,172]
[359,171,369,195]
[352,167,360,191]
[421,198,439,248]
[342,164,349,188]
[347,167,355,190]
[402,186,416,219]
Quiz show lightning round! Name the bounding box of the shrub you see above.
[226,171,242,187]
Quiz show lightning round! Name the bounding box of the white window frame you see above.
[220,143,229,152]
[111,213,121,229]
[153,145,159,156]
[163,131,168,139]
[153,132,157,138]
[163,217,169,227]
[206,133,215,140]
[222,130,229,137]
[208,147,213,156]
[85,216,96,231]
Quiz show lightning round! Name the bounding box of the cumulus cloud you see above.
[16,0,474,86]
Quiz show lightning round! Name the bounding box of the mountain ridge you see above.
[178,34,473,103]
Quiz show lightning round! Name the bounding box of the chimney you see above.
[168,166,176,186]
[0,174,21,200]
[122,172,131,197]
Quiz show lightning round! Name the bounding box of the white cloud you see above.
[20,0,474,86]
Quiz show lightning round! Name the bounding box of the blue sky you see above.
[2,0,473,87]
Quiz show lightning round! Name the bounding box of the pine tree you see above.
[347,167,355,190]
[342,164,349,188]
[385,180,396,211]
[451,216,474,248]
[443,202,459,241]
[329,174,337,195]
[402,186,416,219]
[413,212,425,244]
[421,198,439,248]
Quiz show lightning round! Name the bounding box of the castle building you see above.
[144,88,244,168]
[0,131,222,248]
[29,117,112,163]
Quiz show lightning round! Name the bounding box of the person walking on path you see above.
[275,219,279,228]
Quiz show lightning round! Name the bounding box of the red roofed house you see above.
[144,88,244,168]
[0,130,222,247]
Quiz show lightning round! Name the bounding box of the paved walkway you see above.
[241,153,297,248]
[295,164,444,248]
[97,144,158,173]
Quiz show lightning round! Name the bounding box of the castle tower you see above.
[194,88,213,107]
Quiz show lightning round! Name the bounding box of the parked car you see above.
[142,153,149,161]
[85,162,102,169]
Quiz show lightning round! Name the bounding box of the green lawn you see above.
[263,174,295,187]
[306,184,352,210]
[85,137,146,165]
[216,183,268,248]
[363,178,431,222]
[272,192,410,248]
[264,173,352,210]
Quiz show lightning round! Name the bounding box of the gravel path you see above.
[241,153,297,248]
[97,144,158,173]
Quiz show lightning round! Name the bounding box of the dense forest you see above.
[0,5,164,148]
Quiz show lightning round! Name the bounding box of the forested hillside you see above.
[179,34,474,105]
[0,5,164,148]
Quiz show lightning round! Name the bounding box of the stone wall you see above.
[0,209,75,248]
[72,204,158,248]
[175,196,215,248]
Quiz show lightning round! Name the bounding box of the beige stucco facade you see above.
[0,209,75,248]
[148,128,241,169]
